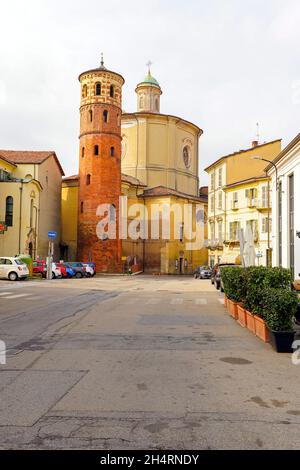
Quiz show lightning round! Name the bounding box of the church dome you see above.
[140,72,160,87]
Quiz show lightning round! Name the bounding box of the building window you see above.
[5,196,13,227]
[80,202,84,214]
[289,174,295,278]
[110,85,115,98]
[139,96,144,108]
[103,110,109,123]
[229,221,240,241]
[262,217,272,233]
[89,110,93,122]
[217,191,222,210]
[218,221,223,243]
[155,97,159,111]
[94,145,99,156]
[261,186,268,208]
[110,146,115,157]
[232,191,238,209]
[81,147,85,158]
[86,174,91,185]
[210,222,215,241]
[82,84,87,98]
[218,168,222,188]
[278,181,282,267]
[30,199,34,228]
[180,223,184,242]
[210,195,214,212]
[95,82,101,96]
[210,173,215,190]
[246,220,258,241]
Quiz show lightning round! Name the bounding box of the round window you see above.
[182,146,191,169]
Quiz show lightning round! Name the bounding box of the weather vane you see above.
[100,52,104,68]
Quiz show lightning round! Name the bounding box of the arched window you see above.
[81,147,85,158]
[110,204,116,222]
[82,84,88,98]
[155,97,159,112]
[86,174,91,185]
[80,202,84,214]
[103,110,108,123]
[139,96,144,109]
[89,110,93,122]
[95,82,101,96]
[110,146,115,157]
[5,196,13,227]
[110,85,115,98]
[94,145,99,156]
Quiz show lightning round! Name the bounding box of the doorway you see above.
[179,257,183,274]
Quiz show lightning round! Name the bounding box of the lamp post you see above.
[251,156,279,267]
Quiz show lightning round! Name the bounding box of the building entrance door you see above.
[179,257,183,274]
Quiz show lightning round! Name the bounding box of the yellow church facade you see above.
[61,68,208,274]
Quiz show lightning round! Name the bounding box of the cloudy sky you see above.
[0,0,299,183]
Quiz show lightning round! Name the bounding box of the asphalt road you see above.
[0,275,300,450]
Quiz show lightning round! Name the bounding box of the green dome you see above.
[141,72,160,87]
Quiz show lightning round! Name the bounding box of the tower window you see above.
[5,196,13,227]
[103,110,109,123]
[81,147,85,158]
[80,202,84,214]
[110,146,115,157]
[110,85,115,98]
[82,84,88,98]
[89,110,93,122]
[86,174,91,185]
[95,82,101,96]
[94,145,99,156]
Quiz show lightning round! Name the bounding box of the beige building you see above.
[205,139,281,267]
[0,150,64,259]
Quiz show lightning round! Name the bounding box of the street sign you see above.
[256,252,263,258]
[48,231,57,239]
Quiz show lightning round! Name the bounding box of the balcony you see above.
[247,198,257,208]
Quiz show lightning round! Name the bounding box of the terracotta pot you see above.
[237,304,247,327]
[254,315,269,343]
[246,310,256,334]
[227,299,239,320]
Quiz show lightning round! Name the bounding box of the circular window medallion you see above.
[182,145,191,169]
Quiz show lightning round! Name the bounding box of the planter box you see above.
[268,328,296,353]
[254,316,269,343]
[237,305,247,328]
[224,294,228,308]
[246,310,256,334]
[227,299,238,320]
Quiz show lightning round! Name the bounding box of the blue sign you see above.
[48,231,57,239]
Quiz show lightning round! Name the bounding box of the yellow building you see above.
[0,150,64,259]
[61,67,208,274]
[205,139,281,267]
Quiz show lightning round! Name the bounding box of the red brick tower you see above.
[77,56,125,272]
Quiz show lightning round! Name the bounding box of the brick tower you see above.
[77,56,125,272]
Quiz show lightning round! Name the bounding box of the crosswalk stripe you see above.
[1,293,31,300]
[195,299,208,305]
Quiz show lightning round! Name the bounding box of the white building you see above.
[267,133,300,280]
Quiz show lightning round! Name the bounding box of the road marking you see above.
[1,293,31,300]
[171,298,183,305]
[195,299,208,305]
[0,292,12,297]
[147,298,160,304]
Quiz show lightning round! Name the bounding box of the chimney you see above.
[252,140,259,148]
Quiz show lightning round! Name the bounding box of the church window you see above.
[110,146,115,157]
[82,84,87,98]
[94,145,99,156]
[95,82,101,96]
[86,174,91,185]
[80,202,84,213]
[139,96,144,108]
[103,110,109,123]
[5,196,13,227]
[110,85,115,98]
[81,147,85,158]
[155,97,159,111]
[89,110,93,122]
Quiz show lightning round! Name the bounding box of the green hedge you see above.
[221,266,295,330]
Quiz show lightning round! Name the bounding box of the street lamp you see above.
[251,156,280,267]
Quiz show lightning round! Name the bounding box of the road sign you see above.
[48,231,57,239]
[256,252,263,258]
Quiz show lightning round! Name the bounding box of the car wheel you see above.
[75,272,83,279]
[8,272,18,281]
[86,272,92,278]
[52,272,56,279]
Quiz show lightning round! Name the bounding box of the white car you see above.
[83,264,95,277]
[0,257,29,281]
[51,263,62,279]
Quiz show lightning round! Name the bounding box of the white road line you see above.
[147,299,160,304]
[0,292,12,297]
[1,293,31,300]
[195,299,208,305]
[171,298,183,305]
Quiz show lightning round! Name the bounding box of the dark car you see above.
[194,266,212,279]
[212,263,236,290]
[65,262,87,279]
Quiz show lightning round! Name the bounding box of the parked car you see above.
[56,262,75,278]
[194,266,212,279]
[211,263,236,290]
[0,257,29,281]
[33,260,62,279]
[82,263,95,277]
[65,262,87,278]
[214,263,239,291]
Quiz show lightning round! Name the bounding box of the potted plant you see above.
[263,288,298,353]
[221,266,246,320]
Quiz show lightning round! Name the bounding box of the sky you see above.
[0,0,299,184]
